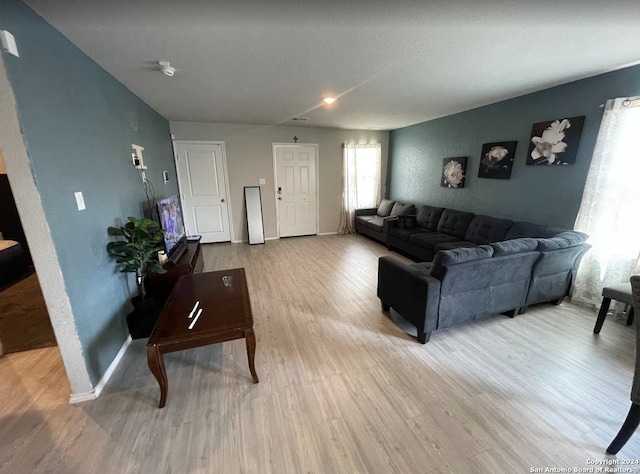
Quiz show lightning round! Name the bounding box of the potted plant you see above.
[106,216,167,338]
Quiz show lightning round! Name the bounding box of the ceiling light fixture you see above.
[158,61,176,77]
[323,97,337,105]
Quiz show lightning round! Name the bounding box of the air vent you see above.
[291,117,309,122]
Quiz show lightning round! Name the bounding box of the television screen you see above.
[156,195,186,256]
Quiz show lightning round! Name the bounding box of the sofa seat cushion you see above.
[416,206,445,231]
[411,262,435,275]
[490,238,538,256]
[464,215,513,244]
[537,231,588,250]
[376,199,396,217]
[409,232,461,249]
[434,241,479,253]
[390,202,416,217]
[505,221,548,240]
[355,215,377,223]
[365,217,386,232]
[389,227,429,240]
[436,209,475,239]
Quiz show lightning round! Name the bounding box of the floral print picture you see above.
[526,116,585,165]
[478,141,517,179]
[441,157,467,188]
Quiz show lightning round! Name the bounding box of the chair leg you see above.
[607,403,640,455]
[594,297,612,334]
[627,306,635,326]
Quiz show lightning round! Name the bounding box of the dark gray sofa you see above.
[354,199,415,244]
[378,239,541,343]
[372,204,591,342]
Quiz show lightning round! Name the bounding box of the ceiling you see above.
[24,0,640,131]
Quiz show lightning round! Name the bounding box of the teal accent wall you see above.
[1,0,178,385]
[389,64,640,229]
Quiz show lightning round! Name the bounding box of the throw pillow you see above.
[376,199,395,217]
[390,202,416,217]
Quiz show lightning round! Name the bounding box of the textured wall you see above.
[389,64,640,229]
[169,122,389,241]
[0,0,178,388]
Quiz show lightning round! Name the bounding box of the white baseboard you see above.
[318,232,338,236]
[68,335,132,404]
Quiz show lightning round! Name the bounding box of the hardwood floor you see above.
[1,234,638,473]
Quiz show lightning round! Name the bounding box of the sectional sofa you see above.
[378,240,540,343]
[365,202,591,342]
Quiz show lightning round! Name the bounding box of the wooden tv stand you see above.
[148,241,203,302]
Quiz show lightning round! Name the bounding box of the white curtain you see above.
[337,143,382,234]
[573,97,640,308]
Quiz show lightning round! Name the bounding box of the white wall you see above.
[169,122,390,241]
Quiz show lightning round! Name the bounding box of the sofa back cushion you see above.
[490,237,538,256]
[390,202,416,217]
[416,206,445,231]
[376,199,395,217]
[436,209,475,239]
[464,215,513,244]
[505,221,548,240]
[536,231,588,250]
[433,245,494,267]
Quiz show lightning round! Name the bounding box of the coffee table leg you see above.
[245,327,259,383]
[147,345,169,408]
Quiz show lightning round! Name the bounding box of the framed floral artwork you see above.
[526,116,585,165]
[441,157,467,188]
[478,141,517,179]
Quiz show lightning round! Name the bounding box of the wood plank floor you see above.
[1,234,638,473]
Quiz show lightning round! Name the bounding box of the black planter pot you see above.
[126,295,162,339]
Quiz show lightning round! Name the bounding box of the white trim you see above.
[172,140,234,243]
[68,335,132,404]
[318,232,338,236]
[272,143,320,239]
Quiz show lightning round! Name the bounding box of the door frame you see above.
[272,142,320,239]
[172,140,234,242]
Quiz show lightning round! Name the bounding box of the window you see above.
[573,97,640,307]
[337,143,382,234]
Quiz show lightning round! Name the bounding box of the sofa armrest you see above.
[377,257,441,333]
[355,208,378,217]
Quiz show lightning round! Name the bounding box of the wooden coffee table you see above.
[146,268,259,408]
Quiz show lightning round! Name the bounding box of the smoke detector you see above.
[158,61,175,77]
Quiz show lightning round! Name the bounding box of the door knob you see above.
[278,197,282,200]
[221,198,226,202]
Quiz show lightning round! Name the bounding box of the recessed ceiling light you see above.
[323,97,337,105]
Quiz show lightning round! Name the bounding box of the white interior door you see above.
[174,141,231,243]
[274,144,317,237]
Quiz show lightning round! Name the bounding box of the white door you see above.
[274,144,318,237]
[174,141,231,243]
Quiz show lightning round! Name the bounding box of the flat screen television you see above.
[156,195,186,261]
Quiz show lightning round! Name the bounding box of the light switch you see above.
[74,191,86,211]
[259,178,266,185]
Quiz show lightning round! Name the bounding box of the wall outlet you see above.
[259,178,266,185]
